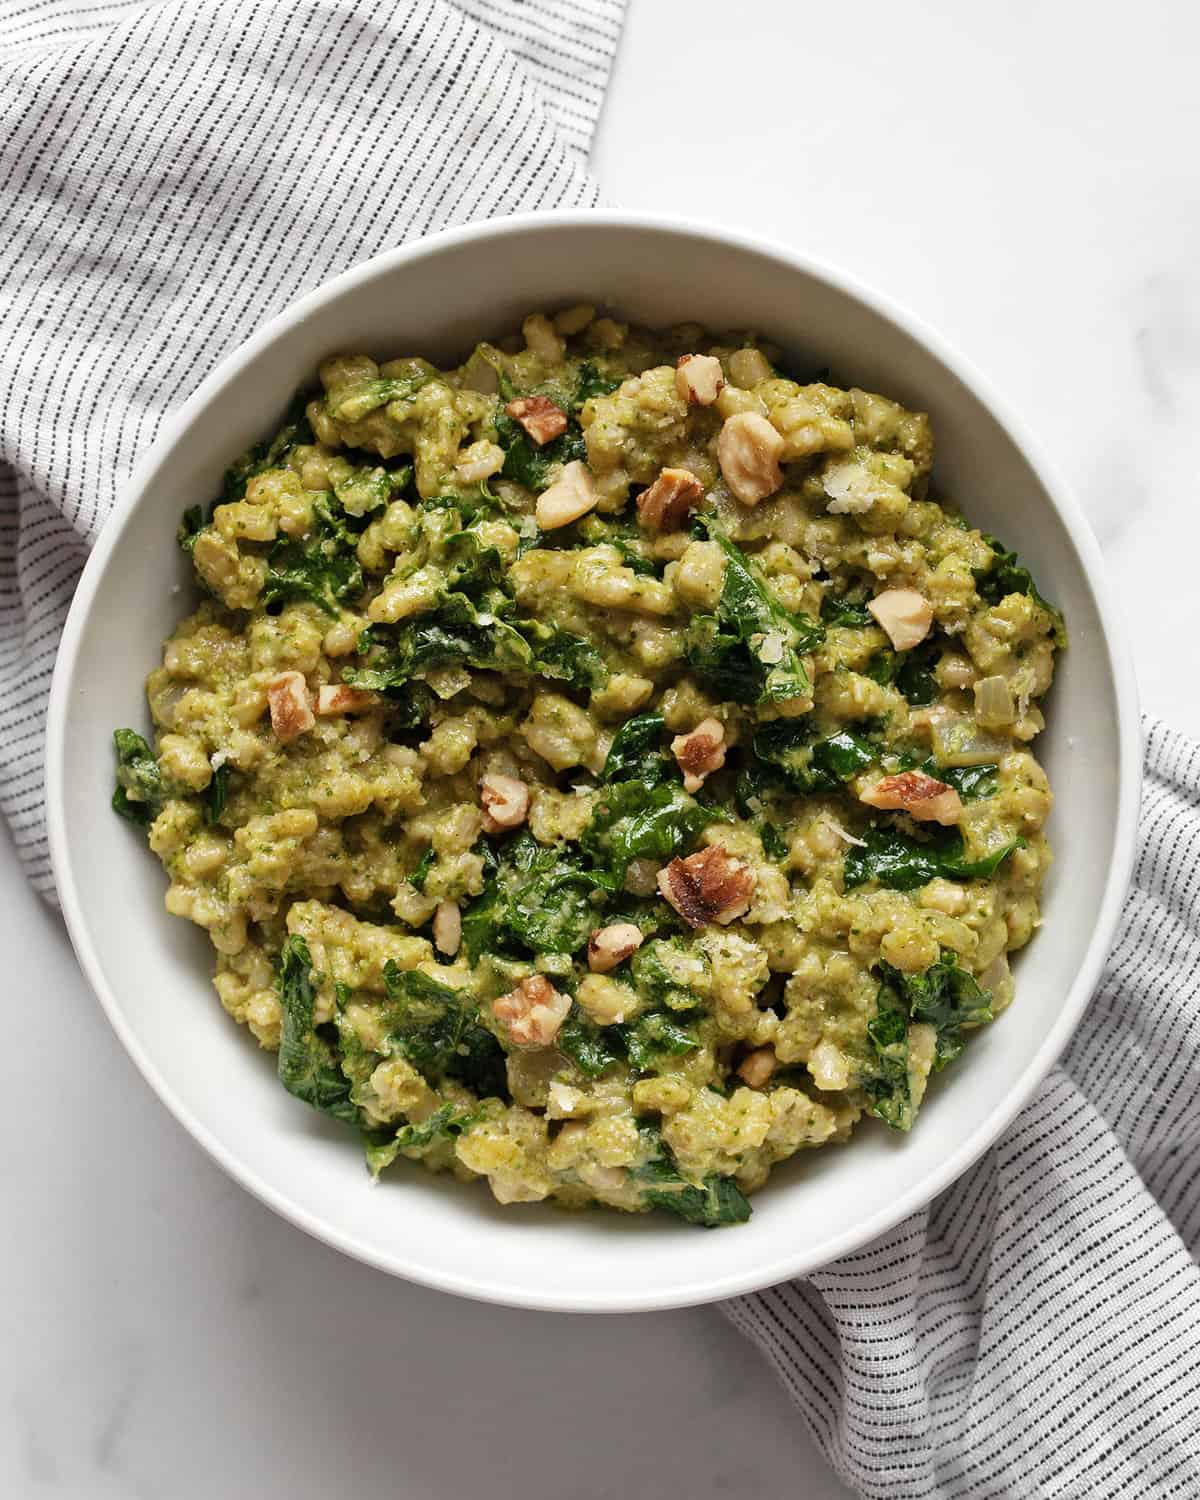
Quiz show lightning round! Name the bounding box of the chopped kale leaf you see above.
[111,728,164,826]
[496,409,587,492]
[276,935,359,1125]
[975,535,1067,646]
[843,825,1022,891]
[572,361,621,410]
[557,1008,624,1078]
[202,762,229,825]
[600,711,671,786]
[633,1125,752,1227]
[364,1102,479,1178]
[382,963,508,1099]
[686,530,823,705]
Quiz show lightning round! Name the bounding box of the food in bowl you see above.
[110,305,1063,1226]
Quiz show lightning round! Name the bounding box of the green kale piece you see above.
[633,1125,752,1227]
[758,820,788,860]
[111,729,164,826]
[894,638,940,706]
[600,711,671,786]
[495,409,587,492]
[364,1102,479,1178]
[843,826,1022,892]
[621,1013,699,1072]
[407,847,435,893]
[975,535,1067,646]
[334,463,412,518]
[819,590,874,628]
[864,648,898,686]
[202,762,229,825]
[221,393,314,503]
[881,950,992,1068]
[862,987,915,1131]
[750,721,875,794]
[572,361,621,411]
[262,496,363,617]
[323,373,431,423]
[582,781,717,889]
[556,1008,624,1079]
[523,621,609,692]
[382,963,508,1099]
[863,951,994,1131]
[342,592,533,690]
[276,936,359,1125]
[497,834,599,955]
[686,530,824,705]
[630,939,709,1012]
[177,505,204,556]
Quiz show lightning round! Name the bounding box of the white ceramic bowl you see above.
[47,212,1140,1312]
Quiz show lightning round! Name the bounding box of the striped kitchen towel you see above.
[4,7,1199,1498]
[0,0,623,895]
[725,718,1200,1498]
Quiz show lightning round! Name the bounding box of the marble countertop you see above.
[6,3,1197,1496]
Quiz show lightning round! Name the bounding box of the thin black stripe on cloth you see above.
[0,0,624,895]
[724,718,1200,1500]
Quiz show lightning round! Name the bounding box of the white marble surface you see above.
[6,2,1199,1496]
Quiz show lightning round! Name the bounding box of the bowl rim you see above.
[45,209,1142,1312]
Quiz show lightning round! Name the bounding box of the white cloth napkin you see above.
[4,8,1199,1497]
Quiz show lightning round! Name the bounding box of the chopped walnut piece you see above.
[586,922,644,973]
[265,671,314,744]
[480,773,530,832]
[493,975,572,1048]
[637,467,704,531]
[432,900,461,957]
[737,1047,777,1089]
[671,717,727,793]
[535,460,598,530]
[859,771,964,826]
[717,412,785,506]
[868,588,933,651]
[504,394,568,446]
[314,683,376,716]
[675,353,725,406]
[657,845,756,929]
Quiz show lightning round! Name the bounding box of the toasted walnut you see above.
[657,846,756,929]
[433,900,461,957]
[493,975,571,1048]
[671,717,726,793]
[675,353,725,406]
[637,467,704,531]
[535,460,598,530]
[868,588,933,651]
[266,671,314,744]
[480,773,530,832]
[737,1047,777,1089]
[717,412,784,506]
[314,683,375,716]
[859,771,963,826]
[505,394,568,446]
[586,922,644,973]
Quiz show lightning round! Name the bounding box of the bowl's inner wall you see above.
[54,221,1125,1309]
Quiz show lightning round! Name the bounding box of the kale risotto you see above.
[111,307,1062,1227]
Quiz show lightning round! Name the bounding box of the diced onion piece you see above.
[974,674,1016,727]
